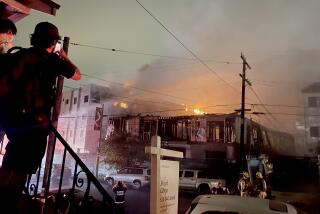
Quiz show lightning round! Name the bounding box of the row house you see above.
[302,82,320,156]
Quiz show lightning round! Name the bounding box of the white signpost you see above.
[145,136,183,214]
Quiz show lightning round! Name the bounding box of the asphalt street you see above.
[28,175,320,214]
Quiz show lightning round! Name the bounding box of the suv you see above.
[104,167,150,189]
[179,169,226,194]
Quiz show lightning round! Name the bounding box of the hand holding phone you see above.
[54,42,62,53]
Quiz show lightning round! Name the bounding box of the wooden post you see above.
[150,136,161,214]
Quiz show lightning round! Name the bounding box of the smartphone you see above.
[54,42,62,53]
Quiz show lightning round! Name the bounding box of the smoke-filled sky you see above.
[14,0,320,133]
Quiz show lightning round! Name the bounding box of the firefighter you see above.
[237,171,251,197]
[253,171,267,199]
[113,181,127,214]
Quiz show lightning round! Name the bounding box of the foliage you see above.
[98,134,149,169]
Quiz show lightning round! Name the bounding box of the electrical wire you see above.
[70,42,239,65]
[249,103,303,109]
[134,0,240,94]
[248,86,292,132]
[81,73,194,103]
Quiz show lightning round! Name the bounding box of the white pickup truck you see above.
[179,169,226,195]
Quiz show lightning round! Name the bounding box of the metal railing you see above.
[25,124,114,213]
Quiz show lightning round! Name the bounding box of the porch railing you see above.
[25,124,114,212]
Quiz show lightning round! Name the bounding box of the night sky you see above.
[13,0,320,133]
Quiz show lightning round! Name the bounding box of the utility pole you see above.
[42,37,70,196]
[240,52,251,164]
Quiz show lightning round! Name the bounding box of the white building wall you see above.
[304,93,320,156]
[58,84,108,155]
[60,90,72,114]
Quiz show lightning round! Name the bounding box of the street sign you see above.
[146,136,183,214]
[159,160,179,214]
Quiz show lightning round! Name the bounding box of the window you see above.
[73,97,77,104]
[136,169,143,174]
[144,122,151,132]
[179,171,183,177]
[69,130,73,137]
[184,171,194,178]
[127,168,140,174]
[308,97,320,107]
[310,126,319,137]
[84,95,89,103]
[118,168,128,174]
[147,169,151,175]
[66,99,69,104]
[197,171,206,178]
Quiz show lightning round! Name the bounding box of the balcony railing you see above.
[24,124,114,213]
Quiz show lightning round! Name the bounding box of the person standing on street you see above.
[253,171,267,199]
[237,171,251,197]
[113,181,128,214]
[0,21,81,213]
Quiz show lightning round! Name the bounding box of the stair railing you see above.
[25,123,114,212]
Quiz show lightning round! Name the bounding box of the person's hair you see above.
[0,19,17,34]
[30,22,61,48]
[117,181,123,187]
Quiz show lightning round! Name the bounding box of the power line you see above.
[248,86,291,132]
[70,42,239,65]
[64,84,188,108]
[64,83,232,111]
[249,103,303,109]
[248,112,310,116]
[135,0,239,94]
[81,73,194,103]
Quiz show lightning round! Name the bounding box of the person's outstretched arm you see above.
[58,49,82,80]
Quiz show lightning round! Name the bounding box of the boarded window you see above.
[310,126,319,137]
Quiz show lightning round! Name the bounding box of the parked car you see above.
[104,166,150,189]
[185,195,297,214]
[179,169,226,195]
[52,163,72,179]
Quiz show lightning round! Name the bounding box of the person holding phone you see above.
[0,19,17,54]
[0,22,81,212]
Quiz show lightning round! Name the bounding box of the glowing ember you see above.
[193,108,205,115]
[120,102,128,109]
[113,101,128,109]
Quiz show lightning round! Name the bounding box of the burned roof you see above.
[302,82,320,93]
